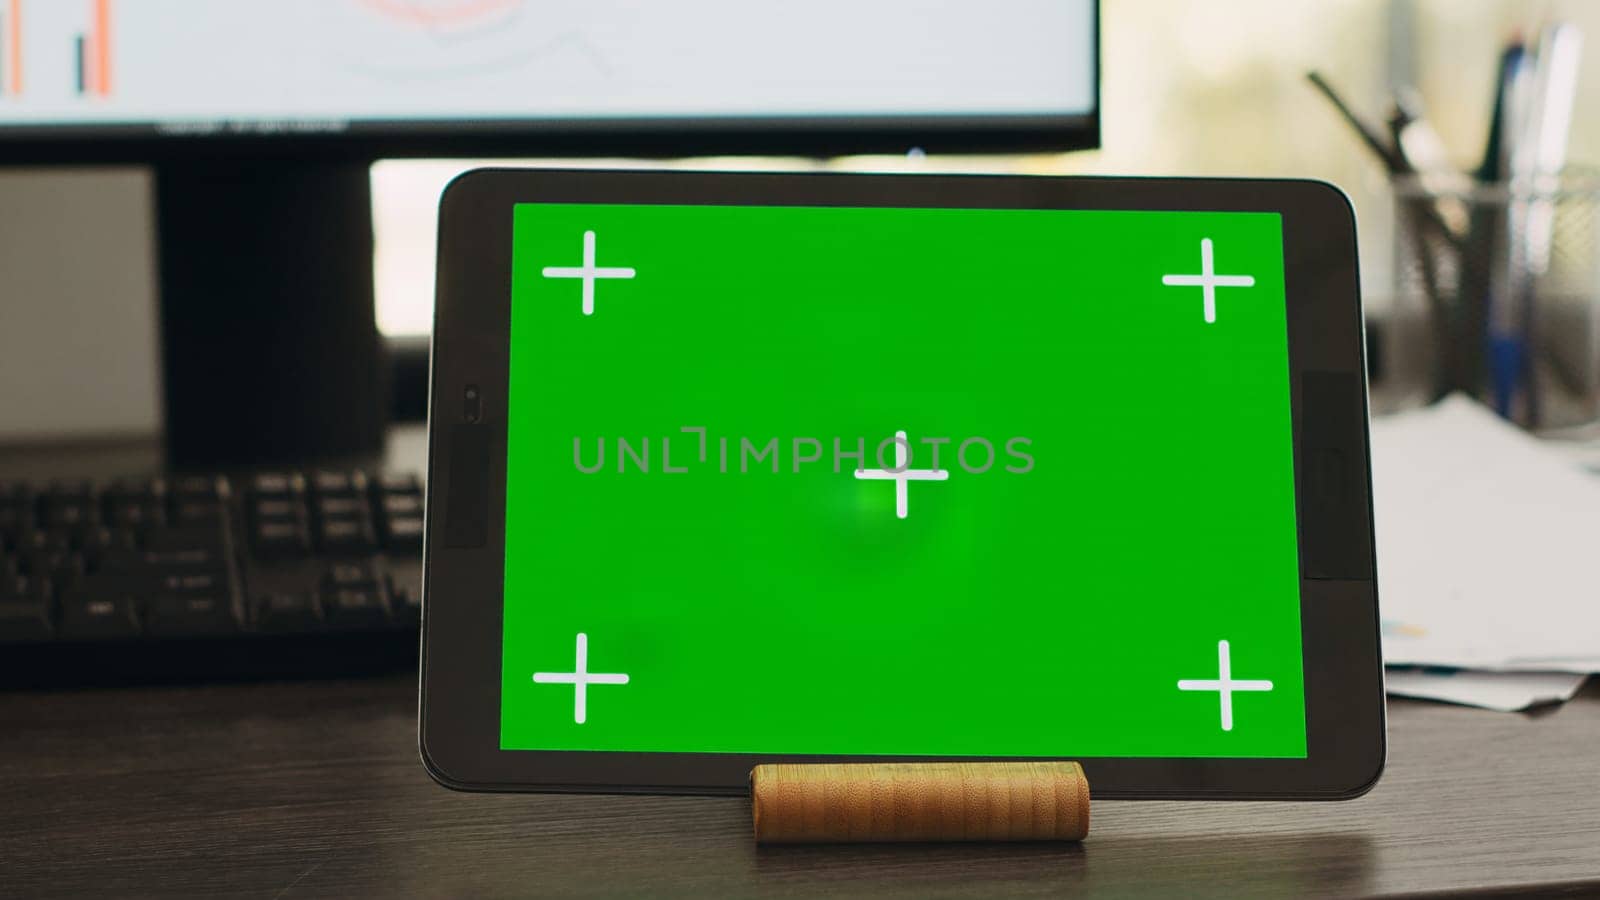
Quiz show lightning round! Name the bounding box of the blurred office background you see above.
[3,0,1597,437]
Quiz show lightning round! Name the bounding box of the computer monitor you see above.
[0,0,1099,466]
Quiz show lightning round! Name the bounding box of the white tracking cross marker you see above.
[1177,639,1274,731]
[854,430,949,520]
[533,632,630,724]
[542,230,637,316]
[1161,238,1256,324]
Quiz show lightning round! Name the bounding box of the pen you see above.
[1305,71,1465,252]
[1520,22,1582,274]
[1503,23,1583,424]
[1307,70,1459,391]
[1459,41,1524,404]
[1475,41,1524,183]
[1306,71,1408,172]
[1489,40,1533,418]
[1388,87,1470,238]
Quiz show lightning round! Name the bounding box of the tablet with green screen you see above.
[419,169,1384,798]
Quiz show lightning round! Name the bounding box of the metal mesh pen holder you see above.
[1390,171,1600,430]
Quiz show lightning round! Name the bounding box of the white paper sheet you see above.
[1384,669,1590,712]
[1371,396,1600,673]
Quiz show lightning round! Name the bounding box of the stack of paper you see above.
[1370,395,1598,710]
[1382,668,1587,712]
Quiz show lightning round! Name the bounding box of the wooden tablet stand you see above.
[749,761,1089,844]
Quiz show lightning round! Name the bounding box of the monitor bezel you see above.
[419,168,1385,800]
[0,112,1101,163]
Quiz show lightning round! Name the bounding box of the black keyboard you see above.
[0,469,423,686]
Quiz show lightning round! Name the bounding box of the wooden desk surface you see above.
[1,675,1596,899]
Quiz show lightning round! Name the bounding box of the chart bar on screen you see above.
[93,0,108,95]
[5,0,19,95]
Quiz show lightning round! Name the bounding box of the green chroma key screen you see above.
[501,202,1307,759]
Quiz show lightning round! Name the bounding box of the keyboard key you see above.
[0,598,53,642]
[158,571,225,593]
[0,483,36,506]
[40,500,97,529]
[96,547,219,572]
[0,504,31,546]
[105,476,164,498]
[23,551,84,584]
[14,568,50,588]
[253,520,310,556]
[252,498,301,519]
[315,496,368,518]
[0,560,53,642]
[383,516,424,554]
[389,577,421,627]
[381,493,423,516]
[252,472,304,496]
[173,475,229,502]
[255,592,322,632]
[59,593,141,640]
[17,529,72,554]
[377,473,421,494]
[146,594,239,637]
[104,528,141,556]
[313,470,367,495]
[19,548,74,578]
[325,562,377,588]
[1,566,46,589]
[145,526,226,553]
[318,518,376,554]
[105,500,165,530]
[172,501,226,526]
[323,587,389,629]
[45,480,94,502]
[66,573,160,603]
[78,526,120,554]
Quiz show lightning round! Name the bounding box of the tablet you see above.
[419,169,1384,799]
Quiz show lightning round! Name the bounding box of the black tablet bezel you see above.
[419,168,1385,800]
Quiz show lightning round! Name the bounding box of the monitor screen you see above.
[0,0,1096,149]
[498,200,1306,759]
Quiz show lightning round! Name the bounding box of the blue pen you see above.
[1489,334,1524,417]
[1487,42,1531,418]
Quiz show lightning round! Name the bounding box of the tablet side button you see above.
[1299,372,1374,581]
[441,424,490,549]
